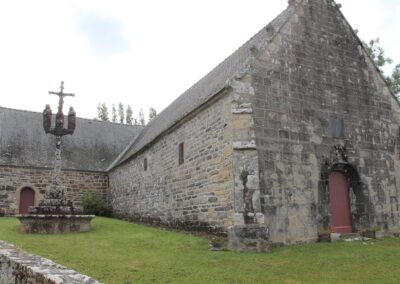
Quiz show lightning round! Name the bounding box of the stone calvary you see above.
[17,82,95,234]
[1,0,400,250]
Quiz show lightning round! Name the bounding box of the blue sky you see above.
[0,0,398,120]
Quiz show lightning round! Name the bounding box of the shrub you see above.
[82,191,112,217]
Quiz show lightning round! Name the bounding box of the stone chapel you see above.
[1,0,400,245]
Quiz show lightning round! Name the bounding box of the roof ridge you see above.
[108,2,298,170]
[0,105,142,128]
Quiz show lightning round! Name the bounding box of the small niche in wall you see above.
[144,158,148,171]
[179,142,184,165]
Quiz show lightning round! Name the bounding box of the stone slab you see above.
[17,214,95,234]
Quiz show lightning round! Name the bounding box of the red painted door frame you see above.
[19,187,35,214]
[329,171,352,233]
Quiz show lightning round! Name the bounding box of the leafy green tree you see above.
[148,107,157,122]
[111,104,117,123]
[363,38,393,69]
[118,102,125,124]
[386,64,400,95]
[126,105,133,125]
[97,103,109,122]
[363,38,399,96]
[138,108,146,126]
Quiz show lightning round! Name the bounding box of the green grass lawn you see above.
[1,217,400,284]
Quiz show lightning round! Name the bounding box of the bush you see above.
[82,191,112,217]
[0,208,5,217]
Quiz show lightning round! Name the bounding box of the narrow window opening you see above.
[144,158,148,171]
[179,143,184,165]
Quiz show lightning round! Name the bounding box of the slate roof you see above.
[109,2,296,170]
[0,106,142,172]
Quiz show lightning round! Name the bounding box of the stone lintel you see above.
[232,103,253,114]
[231,108,253,114]
[233,140,257,150]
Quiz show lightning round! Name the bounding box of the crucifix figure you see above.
[43,81,76,139]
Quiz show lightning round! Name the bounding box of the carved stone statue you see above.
[241,170,255,224]
[68,107,76,131]
[42,104,52,133]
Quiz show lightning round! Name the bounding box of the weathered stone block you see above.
[228,224,270,252]
[17,214,95,234]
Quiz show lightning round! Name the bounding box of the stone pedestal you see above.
[17,214,95,234]
[228,224,270,252]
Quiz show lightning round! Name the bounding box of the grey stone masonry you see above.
[17,215,95,234]
[109,91,234,233]
[228,225,269,252]
[0,240,101,284]
[0,166,108,215]
[250,0,400,243]
[108,0,400,246]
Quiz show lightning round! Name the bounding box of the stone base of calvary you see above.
[17,82,94,234]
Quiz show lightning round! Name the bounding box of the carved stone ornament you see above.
[330,144,349,164]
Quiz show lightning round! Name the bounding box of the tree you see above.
[138,108,146,126]
[148,107,157,122]
[111,104,117,123]
[126,105,133,125]
[118,103,125,124]
[363,38,393,69]
[97,103,109,122]
[363,38,399,96]
[386,64,400,95]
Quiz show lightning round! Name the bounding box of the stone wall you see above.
[109,91,234,233]
[0,240,100,284]
[0,166,108,215]
[250,0,400,243]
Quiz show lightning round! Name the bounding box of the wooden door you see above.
[19,187,35,214]
[329,172,352,233]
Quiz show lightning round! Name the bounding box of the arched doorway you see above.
[19,187,35,214]
[329,171,352,233]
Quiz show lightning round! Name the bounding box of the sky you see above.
[0,0,399,121]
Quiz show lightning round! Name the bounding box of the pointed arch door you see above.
[19,187,35,214]
[329,171,352,233]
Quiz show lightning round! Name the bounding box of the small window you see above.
[179,142,184,165]
[144,158,148,171]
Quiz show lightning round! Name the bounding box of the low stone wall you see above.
[0,240,100,284]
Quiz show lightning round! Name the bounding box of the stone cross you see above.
[49,81,75,115]
[43,81,76,138]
